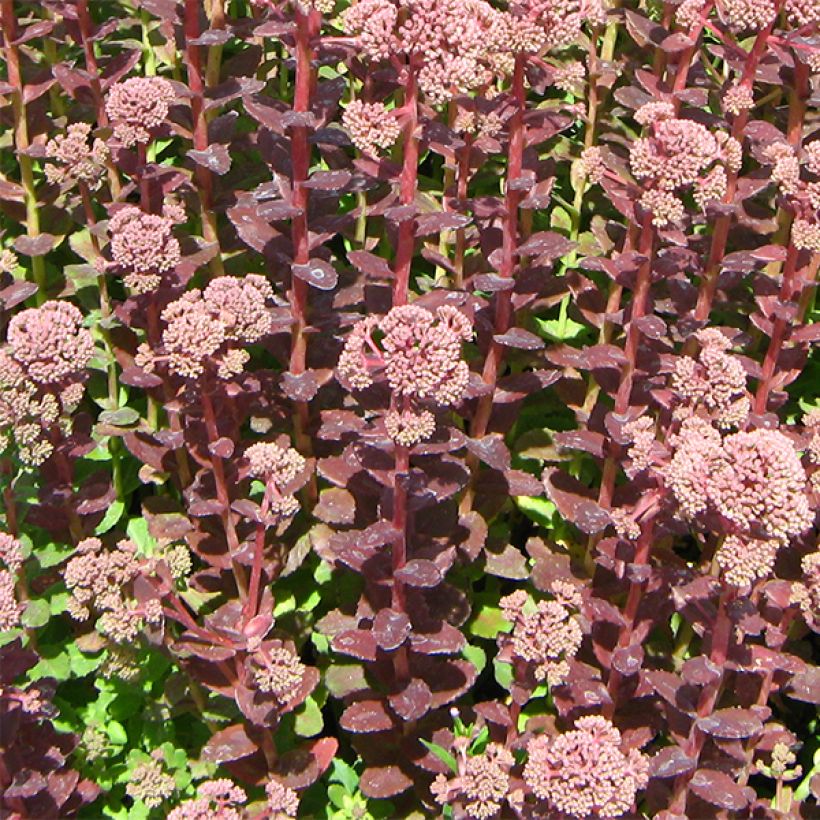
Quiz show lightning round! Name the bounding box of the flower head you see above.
[499,582,583,686]
[523,716,649,817]
[338,304,472,408]
[432,743,515,819]
[45,123,109,191]
[0,569,23,632]
[7,301,94,386]
[251,645,307,703]
[106,76,175,147]
[167,780,247,820]
[108,206,181,292]
[126,758,176,809]
[0,533,24,576]
[266,778,300,818]
[343,100,401,156]
[202,275,274,343]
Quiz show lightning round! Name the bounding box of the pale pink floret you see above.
[7,301,94,386]
[672,328,749,429]
[0,569,23,632]
[719,0,777,30]
[338,305,472,408]
[252,645,307,701]
[167,778,247,820]
[432,743,515,819]
[202,275,274,343]
[0,533,23,576]
[266,778,300,818]
[384,408,436,446]
[161,292,226,379]
[709,429,813,544]
[108,206,181,292]
[246,441,306,487]
[499,583,583,686]
[524,716,649,818]
[105,76,175,147]
[630,118,719,191]
[45,122,109,191]
[785,0,820,26]
[342,100,401,156]
[716,534,780,589]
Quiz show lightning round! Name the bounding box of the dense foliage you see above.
[0,0,819,816]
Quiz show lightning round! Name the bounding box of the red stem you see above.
[754,242,801,413]
[391,445,410,684]
[201,389,248,601]
[392,64,420,306]
[76,0,107,126]
[244,493,271,623]
[470,53,526,440]
[288,8,319,495]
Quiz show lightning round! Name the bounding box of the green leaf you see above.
[107,721,128,745]
[327,784,348,809]
[37,541,75,569]
[50,590,70,615]
[462,643,487,675]
[468,606,512,640]
[419,740,458,775]
[21,598,50,628]
[294,695,324,737]
[534,315,588,343]
[95,500,125,535]
[29,649,71,681]
[515,495,557,528]
[329,759,359,793]
[494,659,513,691]
[126,517,155,553]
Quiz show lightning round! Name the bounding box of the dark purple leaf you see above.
[696,708,764,740]
[332,629,378,661]
[292,259,338,291]
[466,435,511,471]
[517,231,575,259]
[414,212,472,236]
[339,700,395,733]
[689,770,754,811]
[394,559,442,588]
[189,144,232,175]
[13,234,55,257]
[493,328,545,350]
[650,747,697,779]
[388,679,432,721]
[372,609,411,651]
[359,766,412,799]
[202,724,258,764]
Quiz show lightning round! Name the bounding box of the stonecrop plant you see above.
[1,0,819,816]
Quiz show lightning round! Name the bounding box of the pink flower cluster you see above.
[139,275,274,379]
[0,301,93,466]
[523,716,649,818]
[45,122,109,191]
[250,643,307,703]
[342,0,599,103]
[107,205,182,292]
[338,304,472,445]
[0,568,23,632]
[666,422,812,586]
[432,742,517,819]
[105,76,175,147]
[126,757,176,809]
[672,328,750,429]
[245,441,307,520]
[499,581,584,686]
[629,104,740,226]
[763,140,820,252]
[266,778,300,818]
[64,537,162,670]
[7,300,94,387]
[792,550,820,631]
[342,100,401,156]
[167,779,247,820]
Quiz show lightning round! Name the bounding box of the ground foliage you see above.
[0,0,819,816]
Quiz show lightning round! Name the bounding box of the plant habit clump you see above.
[0,0,818,816]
